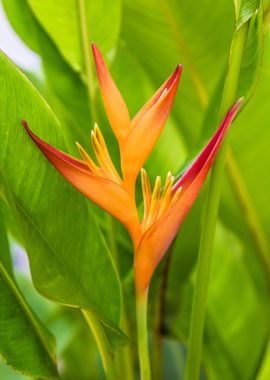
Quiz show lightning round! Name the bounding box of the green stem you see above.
[184,23,249,380]
[152,279,163,380]
[78,0,98,122]
[107,216,136,380]
[136,291,152,380]
[152,250,173,380]
[82,309,118,380]
[78,3,118,378]
[118,301,136,380]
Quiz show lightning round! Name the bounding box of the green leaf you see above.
[0,202,13,275]
[170,223,269,380]
[236,1,263,100]
[203,224,269,380]
[2,0,41,53]
[235,0,260,30]
[0,51,122,330]
[220,30,270,289]
[0,204,58,379]
[2,0,92,154]
[122,0,235,146]
[26,0,122,73]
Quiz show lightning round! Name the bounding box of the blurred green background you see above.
[0,0,270,379]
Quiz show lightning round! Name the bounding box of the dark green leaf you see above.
[0,51,121,329]
[0,204,58,379]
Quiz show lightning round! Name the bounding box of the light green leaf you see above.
[204,224,269,380]
[2,0,92,153]
[0,51,121,330]
[2,0,40,53]
[220,31,270,287]
[26,0,122,73]
[122,0,235,146]
[0,204,58,379]
[170,223,269,380]
[235,0,259,29]
[236,1,263,100]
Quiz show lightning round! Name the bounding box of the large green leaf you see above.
[0,203,58,379]
[235,0,259,29]
[122,0,235,146]
[203,224,269,380]
[171,223,269,380]
[3,0,93,155]
[2,0,41,54]
[0,51,121,330]
[220,29,270,290]
[26,0,121,73]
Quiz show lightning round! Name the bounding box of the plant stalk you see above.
[78,0,98,122]
[107,216,136,380]
[78,3,119,379]
[184,22,249,380]
[136,290,152,380]
[82,310,118,380]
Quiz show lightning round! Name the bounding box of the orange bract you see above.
[23,44,242,295]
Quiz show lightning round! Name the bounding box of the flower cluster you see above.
[23,44,241,294]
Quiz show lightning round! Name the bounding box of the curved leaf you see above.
[0,204,58,379]
[27,0,122,73]
[0,51,121,329]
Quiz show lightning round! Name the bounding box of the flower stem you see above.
[78,0,98,122]
[184,22,249,380]
[107,216,136,380]
[136,291,152,380]
[82,309,118,380]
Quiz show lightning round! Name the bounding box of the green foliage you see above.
[0,204,58,379]
[27,0,121,73]
[0,51,121,327]
[0,0,269,378]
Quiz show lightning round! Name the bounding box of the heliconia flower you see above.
[92,43,182,191]
[23,44,181,245]
[134,98,242,294]
[22,43,242,296]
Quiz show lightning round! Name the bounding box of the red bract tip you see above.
[134,98,242,293]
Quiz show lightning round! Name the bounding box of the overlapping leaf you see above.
[0,203,58,379]
[0,51,121,330]
[27,0,121,73]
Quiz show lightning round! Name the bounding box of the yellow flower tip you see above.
[90,125,122,184]
[76,141,101,176]
[141,168,151,224]
[142,175,163,232]
[141,172,183,233]
[171,186,182,206]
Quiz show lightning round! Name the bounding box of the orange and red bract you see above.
[23,43,241,295]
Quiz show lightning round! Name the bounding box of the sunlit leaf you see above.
[27,0,121,73]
